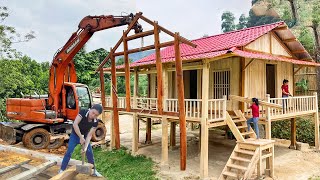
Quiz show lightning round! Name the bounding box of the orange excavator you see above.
[0,13,142,149]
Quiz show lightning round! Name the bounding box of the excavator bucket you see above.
[0,122,25,145]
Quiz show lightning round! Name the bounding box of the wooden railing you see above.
[105,96,228,122]
[208,98,226,121]
[243,94,317,119]
[136,97,158,111]
[269,96,316,117]
[166,99,202,119]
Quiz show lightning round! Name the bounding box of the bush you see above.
[272,116,315,145]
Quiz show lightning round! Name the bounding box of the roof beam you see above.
[283,38,297,43]
[292,50,307,54]
[242,58,255,71]
[126,30,155,41]
[274,26,288,31]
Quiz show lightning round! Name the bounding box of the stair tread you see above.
[233,119,246,123]
[227,163,247,170]
[230,116,240,119]
[235,149,255,155]
[222,171,239,178]
[230,156,251,162]
[237,125,248,129]
[241,131,254,136]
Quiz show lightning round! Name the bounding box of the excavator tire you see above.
[91,122,106,142]
[22,128,50,150]
[48,138,65,149]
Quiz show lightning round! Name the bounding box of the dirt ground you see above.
[111,114,320,180]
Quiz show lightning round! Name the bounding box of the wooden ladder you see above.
[218,144,259,180]
[225,110,257,142]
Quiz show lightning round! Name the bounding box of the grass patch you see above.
[71,146,157,180]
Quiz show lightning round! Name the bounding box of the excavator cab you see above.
[64,82,92,120]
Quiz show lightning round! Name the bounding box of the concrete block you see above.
[296,142,309,151]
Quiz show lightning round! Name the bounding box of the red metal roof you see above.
[232,49,320,66]
[104,21,319,70]
[134,21,285,64]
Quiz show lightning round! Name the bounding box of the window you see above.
[213,70,230,99]
[76,86,92,110]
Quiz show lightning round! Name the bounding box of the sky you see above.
[4,0,252,62]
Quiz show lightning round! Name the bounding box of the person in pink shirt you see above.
[247,98,260,139]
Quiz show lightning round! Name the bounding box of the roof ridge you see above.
[189,21,284,43]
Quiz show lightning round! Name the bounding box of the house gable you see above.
[245,32,293,58]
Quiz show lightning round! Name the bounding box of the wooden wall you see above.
[209,57,241,110]
[244,59,293,99]
[245,33,292,58]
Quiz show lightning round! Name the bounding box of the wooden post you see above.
[110,48,120,149]
[266,94,271,140]
[174,33,187,171]
[314,92,319,150]
[170,122,176,147]
[110,111,115,149]
[123,31,131,112]
[133,69,139,109]
[200,60,210,178]
[154,22,163,114]
[161,116,169,168]
[99,69,106,121]
[289,118,297,149]
[240,57,246,111]
[163,65,169,112]
[145,118,152,144]
[132,113,139,154]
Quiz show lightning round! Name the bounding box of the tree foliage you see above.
[0,6,35,58]
[221,11,236,33]
[236,14,248,30]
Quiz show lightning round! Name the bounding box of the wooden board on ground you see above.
[7,160,56,180]
[0,159,31,175]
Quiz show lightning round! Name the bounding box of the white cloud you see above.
[3,0,251,62]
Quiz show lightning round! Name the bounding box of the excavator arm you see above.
[48,13,142,115]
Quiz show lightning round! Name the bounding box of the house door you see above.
[189,70,198,99]
[266,64,276,98]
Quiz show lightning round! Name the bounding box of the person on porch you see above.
[281,79,292,110]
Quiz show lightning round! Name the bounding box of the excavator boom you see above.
[48,13,142,116]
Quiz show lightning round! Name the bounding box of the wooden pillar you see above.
[145,118,152,144]
[163,65,169,112]
[174,33,187,171]
[266,94,271,140]
[161,116,169,167]
[110,48,120,149]
[289,118,297,149]
[99,69,106,123]
[110,111,115,149]
[200,60,209,178]
[240,57,245,111]
[132,113,139,155]
[123,31,131,112]
[170,122,176,147]
[133,69,139,109]
[154,22,163,114]
[314,92,319,150]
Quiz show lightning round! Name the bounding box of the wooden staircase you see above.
[226,110,257,142]
[219,144,259,180]
[219,110,270,180]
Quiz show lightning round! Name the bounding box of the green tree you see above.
[73,47,109,89]
[236,14,248,30]
[0,6,35,58]
[221,11,236,32]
